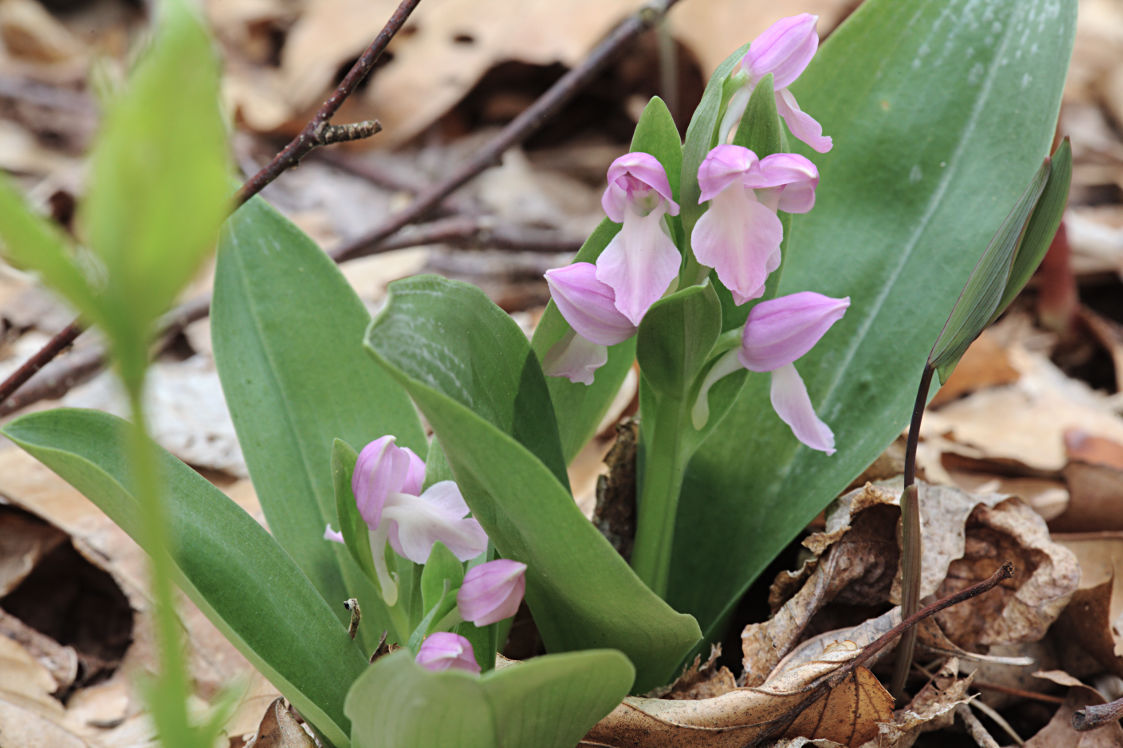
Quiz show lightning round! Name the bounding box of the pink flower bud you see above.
[601,152,679,223]
[545,263,636,346]
[739,292,850,372]
[457,559,527,626]
[415,632,480,674]
[741,13,819,89]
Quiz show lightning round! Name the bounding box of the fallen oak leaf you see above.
[584,564,1014,747]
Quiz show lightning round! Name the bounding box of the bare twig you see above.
[1073,695,1123,731]
[233,0,420,205]
[750,562,1015,747]
[330,0,682,263]
[0,0,420,411]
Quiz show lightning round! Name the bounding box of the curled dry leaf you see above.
[651,646,737,701]
[1052,431,1123,532]
[744,482,1077,688]
[241,697,318,748]
[584,641,891,748]
[1051,533,1123,679]
[1023,681,1123,747]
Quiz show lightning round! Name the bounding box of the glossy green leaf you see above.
[1,409,366,748]
[366,276,701,691]
[670,0,1076,639]
[927,156,1049,375]
[420,543,464,617]
[346,649,632,748]
[636,282,722,399]
[213,197,425,642]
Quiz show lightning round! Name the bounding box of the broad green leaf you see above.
[680,43,751,237]
[420,543,464,616]
[636,282,722,399]
[670,0,1076,639]
[346,649,632,748]
[82,0,230,384]
[1,409,365,748]
[927,156,1049,375]
[366,276,701,691]
[331,441,376,587]
[212,197,424,647]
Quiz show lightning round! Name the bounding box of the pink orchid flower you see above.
[415,632,481,674]
[595,152,681,325]
[457,559,527,627]
[720,13,832,153]
[542,262,636,384]
[692,145,818,305]
[351,436,488,605]
[740,292,850,454]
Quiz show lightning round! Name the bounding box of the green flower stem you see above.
[126,383,197,748]
[630,394,693,598]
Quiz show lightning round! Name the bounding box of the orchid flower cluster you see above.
[544,13,848,455]
[327,436,526,674]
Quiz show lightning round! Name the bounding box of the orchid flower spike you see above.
[415,632,481,674]
[692,145,818,305]
[740,292,850,453]
[542,262,636,384]
[720,13,832,153]
[595,152,681,326]
[351,436,489,606]
[457,559,527,626]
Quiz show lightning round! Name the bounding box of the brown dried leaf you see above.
[1024,682,1123,747]
[585,642,891,748]
[870,657,972,748]
[929,330,1020,408]
[242,698,317,748]
[1051,533,1123,678]
[933,498,1079,648]
[653,646,737,701]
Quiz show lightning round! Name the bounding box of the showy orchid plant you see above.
[0,3,1074,747]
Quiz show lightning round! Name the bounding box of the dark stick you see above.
[750,561,1015,747]
[330,0,682,263]
[0,0,420,411]
[1074,696,1123,732]
[890,363,936,699]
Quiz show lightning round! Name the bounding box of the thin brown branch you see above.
[330,0,682,263]
[0,220,578,416]
[0,0,676,413]
[0,0,420,412]
[234,0,421,205]
[749,562,1015,747]
[1073,695,1123,732]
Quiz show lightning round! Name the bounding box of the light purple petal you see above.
[775,88,832,153]
[601,152,679,222]
[697,145,758,203]
[691,188,782,305]
[457,559,527,626]
[745,153,819,213]
[595,210,680,325]
[401,447,427,496]
[352,436,414,529]
[542,330,609,385]
[740,292,850,371]
[323,525,345,544]
[545,263,636,345]
[769,363,835,454]
[741,14,819,89]
[415,632,480,674]
[382,485,489,563]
